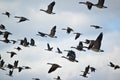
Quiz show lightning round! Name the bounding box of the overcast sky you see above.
[0,0,120,80]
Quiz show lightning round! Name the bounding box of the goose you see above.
[30,38,36,46]
[90,67,96,72]
[7,51,17,58]
[7,64,14,69]
[74,33,82,40]
[62,50,78,62]
[54,76,61,80]
[2,11,11,18]
[22,66,31,69]
[47,63,61,73]
[17,66,24,72]
[88,32,104,52]
[71,41,86,51]
[94,0,107,8]
[90,25,102,29]
[37,31,48,37]
[80,65,90,78]
[108,62,120,70]
[62,27,73,34]
[56,47,62,54]
[40,1,56,14]
[14,16,29,23]
[7,70,13,77]
[0,59,6,70]
[14,47,22,51]
[45,43,53,51]
[14,60,19,68]
[0,24,6,30]
[3,31,12,40]
[48,26,57,38]
[79,1,94,10]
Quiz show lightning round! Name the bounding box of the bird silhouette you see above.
[88,32,104,52]
[7,51,17,58]
[45,43,53,51]
[7,70,13,77]
[0,24,6,30]
[47,63,61,73]
[79,1,94,10]
[93,0,107,8]
[40,1,56,14]
[71,41,86,51]
[2,11,11,18]
[56,47,62,54]
[90,67,96,72]
[14,47,22,51]
[90,25,102,29]
[74,33,82,40]
[3,31,12,40]
[108,62,120,70]
[62,50,78,62]
[36,31,48,37]
[14,60,19,68]
[80,65,90,78]
[14,16,29,23]
[17,66,24,72]
[48,26,57,38]
[54,76,61,80]
[0,59,6,70]
[62,27,73,34]
[30,38,36,46]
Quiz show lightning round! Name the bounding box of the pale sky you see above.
[0,0,120,80]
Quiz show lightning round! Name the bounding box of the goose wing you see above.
[47,1,55,13]
[49,26,56,37]
[97,0,104,6]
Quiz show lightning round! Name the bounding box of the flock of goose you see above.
[0,0,120,80]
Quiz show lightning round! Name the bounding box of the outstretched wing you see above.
[49,26,56,37]
[47,1,55,13]
[97,0,104,6]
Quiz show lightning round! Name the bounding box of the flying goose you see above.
[2,11,11,18]
[14,47,22,51]
[40,1,56,14]
[62,27,73,34]
[88,32,104,52]
[48,26,57,38]
[36,31,48,37]
[14,60,19,68]
[74,33,82,40]
[47,63,61,73]
[80,65,90,78]
[3,31,12,40]
[0,24,6,30]
[79,1,94,10]
[7,70,13,77]
[45,43,53,51]
[108,62,120,70]
[94,0,107,8]
[30,38,36,46]
[56,47,62,54]
[7,51,17,58]
[54,76,61,80]
[14,16,29,23]
[90,25,102,29]
[62,50,78,62]
[71,41,86,51]
[90,67,96,72]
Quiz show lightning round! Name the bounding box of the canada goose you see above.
[30,38,36,46]
[14,60,19,68]
[32,78,40,80]
[22,66,31,69]
[71,41,86,51]
[40,1,56,14]
[0,24,6,30]
[7,51,17,58]
[74,33,82,40]
[14,16,29,23]
[56,47,62,54]
[2,11,11,18]
[0,59,5,68]
[37,31,48,37]
[88,32,104,52]
[62,50,78,62]
[90,25,102,29]
[79,1,94,10]
[80,65,90,78]
[62,27,73,34]
[54,76,61,80]
[7,64,14,69]
[45,43,53,51]
[17,66,24,72]
[48,26,57,38]
[47,63,61,73]
[3,31,12,40]
[14,47,22,51]
[22,37,29,47]
[108,62,120,70]
[94,0,107,8]
[90,67,96,72]
[7,70,13,77]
